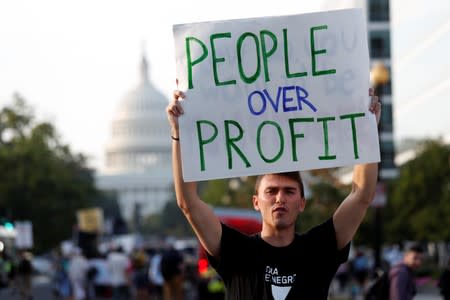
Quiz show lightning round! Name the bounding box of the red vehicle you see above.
[197,207,262,299]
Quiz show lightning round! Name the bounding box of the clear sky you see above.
[390,0,450,145]
[0,0,449,171]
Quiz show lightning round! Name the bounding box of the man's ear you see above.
[299,197,306,212]
[252,195,260,211]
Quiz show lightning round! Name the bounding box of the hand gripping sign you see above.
[173,8,380,182]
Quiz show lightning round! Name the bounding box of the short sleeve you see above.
[304,218,350,264]
[207,223,255,277]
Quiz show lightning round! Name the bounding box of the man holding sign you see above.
[168,8,381,300]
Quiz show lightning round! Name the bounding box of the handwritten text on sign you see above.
[173,8,380,181]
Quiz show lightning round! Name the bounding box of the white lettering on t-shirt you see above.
[271,274,296,284]
[264,265,297,300]
[264,266,296,285]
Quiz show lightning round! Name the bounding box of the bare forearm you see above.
[171,133,222,256]
[166,90,222,257]
[171,130,198,213]
[351,162,378,204]
[333,162,378,248]
[333,89,381,248]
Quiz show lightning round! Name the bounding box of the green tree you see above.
[0,94,99,252]
[201,177,256,208]
[385,139,450,242]
[142,187,193,237]
[299,169,352,233]
[199,179,230,206]
[92,190,121,220]
[159,199,193,236]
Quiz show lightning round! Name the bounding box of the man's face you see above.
[404,251,423,270]
[252,174,305,230]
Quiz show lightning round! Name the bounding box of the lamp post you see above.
[370,62,390,104]
[370,61,390,270]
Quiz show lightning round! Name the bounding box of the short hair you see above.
[406,243,424,254]
[254,172,305,198]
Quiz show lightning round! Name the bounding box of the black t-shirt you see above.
[208,218,350,300]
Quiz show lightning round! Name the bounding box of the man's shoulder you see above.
[299,217,334,237]
[221,222,259,242]
[389,263,408,277]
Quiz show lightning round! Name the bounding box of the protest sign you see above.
[15,221,33,249]
[173,8,380,181]
[77,207,104,233]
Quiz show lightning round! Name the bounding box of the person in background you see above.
[68,247,89,300]
[88,253,111,299]
[131,247,150,300]
[0,248,13,288]
[16,250,33,300]
[351,249,370,296]
[148,247,164,300]
[438,259,450,300]
[107,245,131,300]
[335,261,350,293]
[160,242,184,300]
[389,243,424,300]
[85,257,99,300]
[166,87,380,300]
[52,250,72,300]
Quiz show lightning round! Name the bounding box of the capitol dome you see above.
[104,55,170,174]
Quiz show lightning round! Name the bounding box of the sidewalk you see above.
[416,293,441,300]
[330,292,441,300]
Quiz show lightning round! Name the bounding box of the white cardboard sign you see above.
[173,8,380,181]
[14,221,33,249]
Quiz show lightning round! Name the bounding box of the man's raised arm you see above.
[333,89,381,249]
[166,90,222,258]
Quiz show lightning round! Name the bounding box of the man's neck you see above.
[260,226,296,247]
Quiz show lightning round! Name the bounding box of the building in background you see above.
[95,54,172,223]
[323,0,397,181]
[367,0,397,181]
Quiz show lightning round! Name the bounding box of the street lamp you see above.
[370,61,390,270]
[370,62,390,95]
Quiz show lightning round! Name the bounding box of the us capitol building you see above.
[95,55,172,221]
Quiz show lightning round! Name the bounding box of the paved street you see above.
[416,284,442,300]
[0,275,53,300]
[416,294,442,300]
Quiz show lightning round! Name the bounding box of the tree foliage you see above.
[384,139,450,242]
[298,169,351,233]
[142,188,193,237]
[201,177,256,209]
[0,94,100,252]
[300,182,347,231]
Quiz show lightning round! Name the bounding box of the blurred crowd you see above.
[329,243,450,300]
[50,239,198,300]
[0,247,34,300]
[2,239,450,300]
[0,237,200,300]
